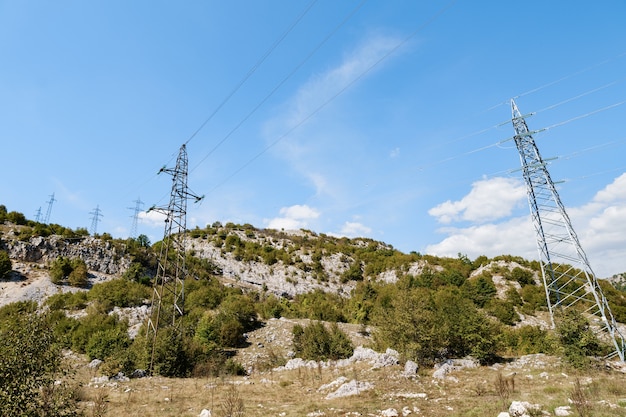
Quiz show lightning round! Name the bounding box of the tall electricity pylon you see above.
[511,98,625,361]
[128,197,144,239]
[146,144,203,372]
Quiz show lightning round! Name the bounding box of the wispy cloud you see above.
[264,32,406,200]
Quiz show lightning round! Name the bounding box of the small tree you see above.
[49,257,89,287]
[0,250,11,279]
[292,321,353,361]
[555,309,603,368]
[0,309,81,416]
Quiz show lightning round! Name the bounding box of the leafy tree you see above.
[6,210,27,225]
[136,234,151,248]
[87,278,150,310]
[508,267,535,286]
[555,309,605,368]
[50,256,74,284]
[0,250,11,279]
[49,257,89,287]
[292,321,353,361]
[462,274,497,307]
[374,286,499,365]
[0,204,7,222]
[0,307,81,416]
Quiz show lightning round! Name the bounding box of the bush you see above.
[196,311,245,350]
[86,327,131,361]
[486,299,520,325]
[0,250,11,279]
[46,291,88,311]
[507,267,535,286]
[0,308,81,416]
[462,274,496,307]
[149,327,194,377]
[49,257,89,287]
[501,325,556,356]
[292,321,354,361]
[555,309,605,368]
[87,278,150,310]
[373,286,499,365]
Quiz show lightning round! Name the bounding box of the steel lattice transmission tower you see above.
[44,192,56,224]
[146,144,203,372]
[89,205,103,236]
[128,197,144,239]
[510,99,625,361]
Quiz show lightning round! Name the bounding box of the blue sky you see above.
[2,1,626,277]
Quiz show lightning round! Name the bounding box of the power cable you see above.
[184,0,319,146]
[191,0,368,172]
[202,0,457,195]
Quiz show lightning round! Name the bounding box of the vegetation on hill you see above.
[1,204,625,409]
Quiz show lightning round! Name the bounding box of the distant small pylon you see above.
[44,193,56,224]
[34,207,43,223]
[89,205,103,236]
[128,198,144,239]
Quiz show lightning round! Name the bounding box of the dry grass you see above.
[75,357,626,417]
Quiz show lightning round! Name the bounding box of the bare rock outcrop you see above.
[2,235,130,275]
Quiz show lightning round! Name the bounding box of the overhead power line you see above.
[184,0,319,147]
[202,0,457,194]
[191,0,369,172]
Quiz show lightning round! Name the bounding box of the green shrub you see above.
[86,327,131,361]
[462,274,496,307]
[149,327,193,377]
[68,261,88,287]
[0,308,81,416]
[501,325,556,356]
[46,291,88,311]
[292,321,354,361]
[87,279,150,310]
[555,309,606,368]
[507,267,535,286]
[0,250,11,279]
[70,311,124,354]
[373,286,499,365]
[49,257,88,287]
[195,311,245,350]
[486,299,520,325]
[50,256,73,284]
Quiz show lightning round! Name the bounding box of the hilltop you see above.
[2,212,626,416]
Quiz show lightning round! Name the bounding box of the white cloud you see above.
[339,221,372,237]
[426,217,536,260]
[138,210,167,228]
[390,147,400,158]
[591,173,626,204]
[428,177,526,224]
[427,173,626,277]
[265,204,320,231]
